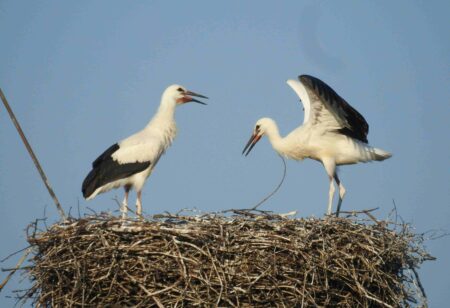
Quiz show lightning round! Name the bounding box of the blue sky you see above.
[1,1,449,306]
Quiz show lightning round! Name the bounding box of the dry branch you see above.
[0,88,66,220]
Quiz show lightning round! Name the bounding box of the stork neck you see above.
[155,99,177,120]
[143,99,176,130]
[265,122,284,151]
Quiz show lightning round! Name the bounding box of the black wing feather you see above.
[299,75,369,143]
[92,143,120,168]
[82,160,150,198]
[82,143,151,198]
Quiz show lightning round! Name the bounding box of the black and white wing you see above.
[81,142,151,199]
[287,75,369,143]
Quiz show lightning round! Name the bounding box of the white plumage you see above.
[82,84,207,218]
[243,75,391,216]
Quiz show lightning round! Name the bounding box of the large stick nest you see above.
[22,211,433,307]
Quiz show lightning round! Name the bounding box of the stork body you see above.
[82,85,207,218]
[243,75,391,216]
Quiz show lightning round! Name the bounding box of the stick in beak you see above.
[185,90,208,105]
[242,133,262,156]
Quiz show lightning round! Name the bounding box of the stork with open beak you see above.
[82,84,208,218]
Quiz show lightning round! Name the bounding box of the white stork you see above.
[82,84,207,218]
[243,75,391,216]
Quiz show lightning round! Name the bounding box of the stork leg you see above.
[334,173,346,217]
[322,159,336,216]
[136,190,142,219]
[327,177,335,215]
[122,185,131,219]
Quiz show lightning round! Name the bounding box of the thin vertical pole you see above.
[0,88,66,220]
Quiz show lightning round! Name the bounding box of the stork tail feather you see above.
[372,148,392,161]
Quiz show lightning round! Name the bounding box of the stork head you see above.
[242,118,275,156]
[163,84,208,106]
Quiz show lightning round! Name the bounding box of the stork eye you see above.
[255,125,260,131]
[177,87,184,92]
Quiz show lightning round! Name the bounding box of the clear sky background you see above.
[1,1,449,306]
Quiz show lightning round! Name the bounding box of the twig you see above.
[222,154,287,217]
[77,198,81,219]
[411,267,428,307]
[338,207,380,224]
[1,246,31,263]
[251,154,287,210]
[0,248,32,292]
[0,88,66,220]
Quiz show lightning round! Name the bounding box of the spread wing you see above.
[286,75,369,143]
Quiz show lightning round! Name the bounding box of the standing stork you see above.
[243,75,391,216]
[82,85,207,218]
